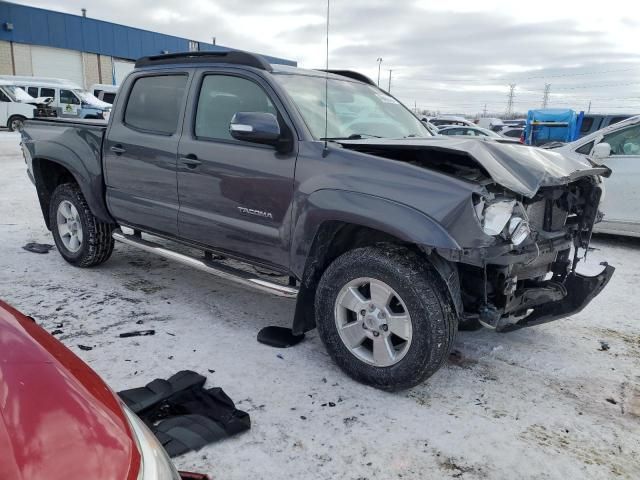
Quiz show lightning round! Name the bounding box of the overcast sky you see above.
[21,0,640,116]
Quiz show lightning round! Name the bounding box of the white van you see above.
[0,80,37,131]
[90,83,118,104]
[0,76,111,120]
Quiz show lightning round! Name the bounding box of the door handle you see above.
[110,145,126,155]
[180,154,202,169]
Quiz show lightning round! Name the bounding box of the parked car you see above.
[0,299,209,480]
[429,115,476,127]
[0,75,111,119]
[0,80,38,131]
[503,119,526,127]
[551,115,640,237]
[91,83,119,104]
[439,125,502,138]
[578,113,637,138]
[21,51,614,390]
[420,119,440,135]
[477,117,506,132]
[500,126,525,141]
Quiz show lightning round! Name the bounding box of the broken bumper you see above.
[497,263,615,332]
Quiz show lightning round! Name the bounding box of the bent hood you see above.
[338,136,610,198]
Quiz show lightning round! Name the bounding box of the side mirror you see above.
[229,112,280,146]
[592,142,611,160]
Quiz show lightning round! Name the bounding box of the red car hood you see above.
[0,300,140,480]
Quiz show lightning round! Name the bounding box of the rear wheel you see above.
[8,115,25,132]
[49,183,115,267]
[315,245,458,391]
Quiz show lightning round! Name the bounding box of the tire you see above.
[315,245,458,391]
[8,115,25,132]
[49,183,115,267]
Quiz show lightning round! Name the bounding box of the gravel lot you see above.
[1,131,639,479]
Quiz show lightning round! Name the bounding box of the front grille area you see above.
[525,199,569,233]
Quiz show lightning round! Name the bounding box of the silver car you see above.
[553,115,640,237]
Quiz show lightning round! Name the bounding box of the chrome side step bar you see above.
[112,230,298,298]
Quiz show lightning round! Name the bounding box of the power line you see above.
[396,67,640,85]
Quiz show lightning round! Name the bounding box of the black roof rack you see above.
[317,70,376,86]
[135,50,273,71]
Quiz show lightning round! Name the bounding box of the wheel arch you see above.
[31,156,113,229]
[290,190,462,335]
[7,114,26,130]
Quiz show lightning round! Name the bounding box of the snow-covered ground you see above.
[1,131,639,479]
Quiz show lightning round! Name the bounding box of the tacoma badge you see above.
[237,206,274,219]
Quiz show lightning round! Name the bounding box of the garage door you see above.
[113,59,135,84]
[31,46,84,87]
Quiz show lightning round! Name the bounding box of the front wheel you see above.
[315,245,458,391]
[8,115,25,132]
[49,183,115,267]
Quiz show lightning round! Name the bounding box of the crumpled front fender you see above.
[497,263,615,332]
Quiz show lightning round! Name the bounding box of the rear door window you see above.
[504,129,522,138]
[124,75,188,135]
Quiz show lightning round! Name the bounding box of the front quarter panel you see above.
[290,142,492,276]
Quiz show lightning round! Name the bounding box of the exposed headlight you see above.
[476,197,531,245]
[123,405,181,480]
[508,217,531,246]
[480,199,515,236]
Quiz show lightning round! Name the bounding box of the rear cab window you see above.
[124,74,188,135]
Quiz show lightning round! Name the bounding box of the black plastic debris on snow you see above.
[22,242,54,254]
[598,341,610,351]
[118,370,250,457]
[78,344,93,351]
[119,329,155,338]
[257,326,305,348]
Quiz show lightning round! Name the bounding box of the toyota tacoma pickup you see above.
[21,51,614,390]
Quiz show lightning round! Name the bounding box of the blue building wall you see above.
[0,2,296,66]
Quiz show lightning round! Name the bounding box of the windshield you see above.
[4,85,33,102]
[274,73,430,140]
[73,89,111,109]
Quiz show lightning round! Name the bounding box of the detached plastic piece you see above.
[257,326,305,348]
[118,371,250,458]
[22,242,54,254]
[179,473,210,480]
[119,370,206,414]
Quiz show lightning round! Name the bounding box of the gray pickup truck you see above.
[21,51,614,390]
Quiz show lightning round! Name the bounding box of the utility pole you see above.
[542,83,551,108]
[482,103,487,117]
[587,100,592,113]
[387,69,392,92]
[505,83,516,117]
[376,58,383,87]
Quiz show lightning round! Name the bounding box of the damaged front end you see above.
[442,175,614,331]
[337,138,614,332]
